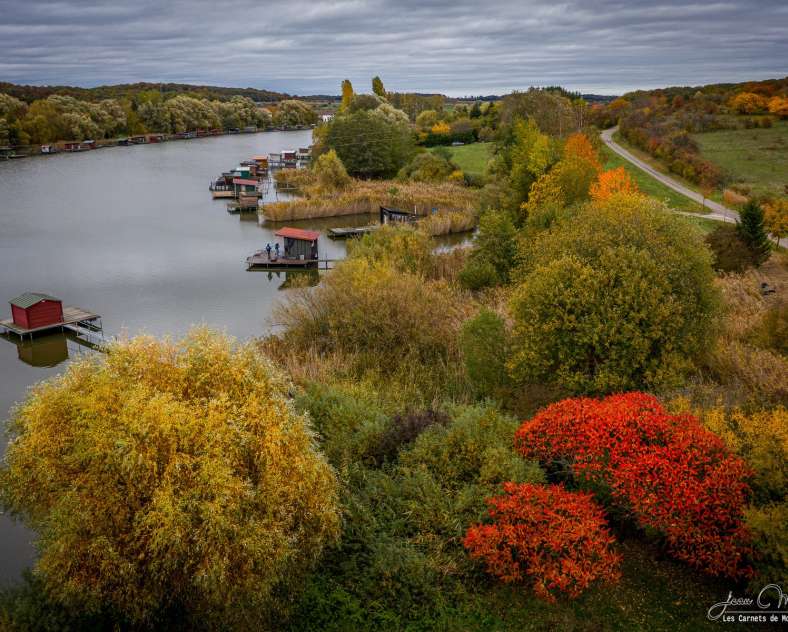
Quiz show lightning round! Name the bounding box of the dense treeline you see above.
[0,81,290,104]
[591,76,788,188]
[0,89,317,146]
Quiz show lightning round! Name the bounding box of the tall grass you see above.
[263,169,479,224]
[418,210,477,236]
[699,255,788,404]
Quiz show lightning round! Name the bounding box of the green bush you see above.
[705,224,759,272]
[286,404,544,631]
[510,194,720,394]
[314,148,350,191]
[327,109,415,178]
[401,404,544,488]
[347,224,434,275]
[397,151,454,182]
[747,503,788,588]
[459,258,499,290]
[295,382,389,469]
[367,409,450,466]
[459,309,511,399]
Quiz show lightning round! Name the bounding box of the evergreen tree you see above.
[737,201,772,266]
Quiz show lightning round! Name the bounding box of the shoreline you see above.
[0,125,316,161]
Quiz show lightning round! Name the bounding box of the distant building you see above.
[321,113,334,123]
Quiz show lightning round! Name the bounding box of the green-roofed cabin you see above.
[10,293,63,330]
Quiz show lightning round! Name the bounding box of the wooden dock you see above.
[245,254,337,271]
[327,225,379,239]
[227,201,259,213]
[0,306,101,339]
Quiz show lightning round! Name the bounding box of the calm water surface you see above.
[0,130,365,582]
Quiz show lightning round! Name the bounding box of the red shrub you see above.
[464,482,621,602]
[514,393,753,578]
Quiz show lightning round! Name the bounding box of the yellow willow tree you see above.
[0,328,340,629]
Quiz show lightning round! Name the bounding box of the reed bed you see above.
[263,170,479,223]
[418,210,478,236]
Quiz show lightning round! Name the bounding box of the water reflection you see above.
[1,331,100,368]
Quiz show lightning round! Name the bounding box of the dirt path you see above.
[601,127,739,223]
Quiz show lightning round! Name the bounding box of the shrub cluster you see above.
[515,392,753,579]
[464,483,622,602]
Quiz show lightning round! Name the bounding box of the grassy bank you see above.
[692,121,788,199]
[431,142,494,177]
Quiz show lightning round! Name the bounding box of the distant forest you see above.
[0,81,295,104]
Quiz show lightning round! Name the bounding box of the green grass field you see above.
[432,142,493,176]
[692,121,788,199]
[600,145,706,213]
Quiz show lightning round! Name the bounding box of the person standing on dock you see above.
[265,243,272,260]
[274,243,280,258]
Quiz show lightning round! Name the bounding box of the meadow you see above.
[431,142,494,177]
[692,121,788,199]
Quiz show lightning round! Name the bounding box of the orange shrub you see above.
[515,393,753,579]
[589,167,639,202]
[729,92,769,114]
[464,482,621,602]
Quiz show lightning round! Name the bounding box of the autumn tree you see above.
[314,148,350,191]
[509,194,719,393]
[340,79,354,111]
[768,96,788,118]
[508,118,556,209]
[589,167,639,202]
[763,198,788,246]
[521,132,601,217]
[0,329,340,628]
[729,92,769,114]
[372,75,387,99]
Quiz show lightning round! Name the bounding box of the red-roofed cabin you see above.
[10,292,63,329]
[275,227,319,261]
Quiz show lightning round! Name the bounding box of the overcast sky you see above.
[1,0,786,96]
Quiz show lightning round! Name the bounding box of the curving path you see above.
[601,127,739,224]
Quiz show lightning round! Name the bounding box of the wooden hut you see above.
[232,178,259,197]
[380,206,419,225]
[276,227,319,261]
[9,292,64,330]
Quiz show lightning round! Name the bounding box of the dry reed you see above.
[262,171,479,224]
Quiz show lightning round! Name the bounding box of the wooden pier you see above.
[0,305,102,340]
[327,225,379,239]
[245,254,337,271]
[227,200,259,213]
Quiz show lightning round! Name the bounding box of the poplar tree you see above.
[372,75,387,99]
[340,79,354,111]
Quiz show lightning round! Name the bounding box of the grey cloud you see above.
[0,0,785,95]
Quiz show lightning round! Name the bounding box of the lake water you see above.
[0,130,368,582]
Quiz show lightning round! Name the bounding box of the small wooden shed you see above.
[232,178,258,195]
[380,206,419,225]
[275,227,319,261]
[10,293,64,330]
